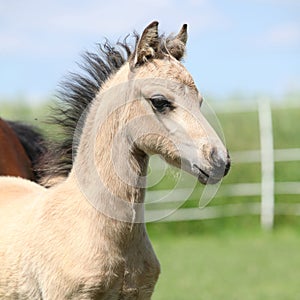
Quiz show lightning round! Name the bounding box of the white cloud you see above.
[267,23,300,46]
[252,23,300,48]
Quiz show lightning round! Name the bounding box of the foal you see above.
[0,22,230,299]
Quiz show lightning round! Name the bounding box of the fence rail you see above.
[146,101,300,229]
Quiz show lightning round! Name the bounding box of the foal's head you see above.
[99,21,230,184]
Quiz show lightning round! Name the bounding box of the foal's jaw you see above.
[166,139,230,185]
[177,126,230,185]
[131,114,230,185]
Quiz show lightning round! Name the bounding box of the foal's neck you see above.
[69,94,149,225]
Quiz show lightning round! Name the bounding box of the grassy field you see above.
[149,226,300,300]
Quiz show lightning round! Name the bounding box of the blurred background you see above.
[1,0,300,299]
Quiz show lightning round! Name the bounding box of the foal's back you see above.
[0,177,44,217]
[0,177,45,242]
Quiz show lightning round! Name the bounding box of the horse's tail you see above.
[7,120,47,182]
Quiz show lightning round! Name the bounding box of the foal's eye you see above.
[148,94,174,113]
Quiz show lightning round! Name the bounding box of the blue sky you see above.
[0,0,299,102]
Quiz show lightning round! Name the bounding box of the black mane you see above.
[40,41,132,183]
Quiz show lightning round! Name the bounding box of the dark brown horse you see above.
[0,118,45,181]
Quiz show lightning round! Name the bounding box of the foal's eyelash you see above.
[148,95,175,113]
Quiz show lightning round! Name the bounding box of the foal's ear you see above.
[130,21,159,68]
[166,24,188,60]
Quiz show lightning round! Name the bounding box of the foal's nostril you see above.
[209,147,218,163]
[210,148,231,177]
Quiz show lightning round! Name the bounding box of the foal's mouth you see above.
[192,164,223,185]
[193,164,209,184]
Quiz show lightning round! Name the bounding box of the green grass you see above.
[272,108,300,149]
[1,99,49,122]
[149,227,300,300]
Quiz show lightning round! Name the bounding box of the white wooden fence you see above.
[145,100,300,230]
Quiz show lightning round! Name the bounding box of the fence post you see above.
[258,99,275,230]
